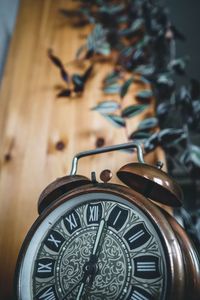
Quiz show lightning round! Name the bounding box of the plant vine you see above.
[48,0,200,193]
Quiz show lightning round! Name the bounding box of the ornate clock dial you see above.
[18,192,168,300]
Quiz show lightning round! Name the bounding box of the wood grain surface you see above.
[0,1,165,298]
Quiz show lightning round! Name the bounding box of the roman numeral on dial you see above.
[127,286,153,300]
[107,205,128,231]
[124,223,151,250]
[86,203,102,224]
[64,210,81,234]
[134,256,160,279]
[36,286,58,300]
[35,258,55,278]
[44,230,65,252]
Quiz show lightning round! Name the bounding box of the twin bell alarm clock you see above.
[15,142,200,300]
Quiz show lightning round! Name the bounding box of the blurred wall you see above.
[0,0,19,80]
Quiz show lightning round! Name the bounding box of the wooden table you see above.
[0,1,164,298]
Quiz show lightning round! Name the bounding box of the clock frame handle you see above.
[70,142,145,175]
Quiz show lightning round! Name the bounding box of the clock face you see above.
[18,192,169,300]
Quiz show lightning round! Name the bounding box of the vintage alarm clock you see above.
[15,142,200,300]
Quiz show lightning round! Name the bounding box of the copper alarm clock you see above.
[15,142,200,300]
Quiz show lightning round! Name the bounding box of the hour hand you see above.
[62,270,89,300]
[76,275,87,300]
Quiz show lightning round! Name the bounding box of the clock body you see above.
[15,182,199,300]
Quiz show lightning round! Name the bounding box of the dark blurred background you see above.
[167,0,200,79]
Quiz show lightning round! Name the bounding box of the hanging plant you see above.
[48,0,200,251]
[48,0,200,204]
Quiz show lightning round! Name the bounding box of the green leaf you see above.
[103,83,121,94]
[120,78,134,99]
[104,71,120,85]
[191,146,200,167]
[47,49,69,83]
[100,4,125,16]
[120,46,134,57]
[168,57,189,75]
[119,18,144,37]
[79,8,95,24]
[134,76,150,85]
[87,24,111,56]
[57,89,71,98]
[158,129,185,146]
[129,130,151,140]
[121,105,148,119]
[48,49,63,69]
[91,101,120,114]
[72,74,83,86]
[134,65,155,77]
[82,65,93,82]
[119,28,132,37]
[144,133,159,153]
[136,90,153,101]
[193,100,200,113]
[117,15,128,24]
[181,145,200,168]
[96,42,111,55]
[138,117,158,131]
[102,114,126,128]
[131,18,144,32]
[157,74,174,87]
[135,35,151,50]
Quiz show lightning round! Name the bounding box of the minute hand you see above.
[91,218,106,257]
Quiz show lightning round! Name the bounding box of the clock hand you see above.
[62,219,107,300]
[62,258,98,300]
[76,218,107,299]
[82,268,97,300]
[91,218,106,257]
[62,271,89,300]
[62,279,81,300]
[76,282,85,300]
